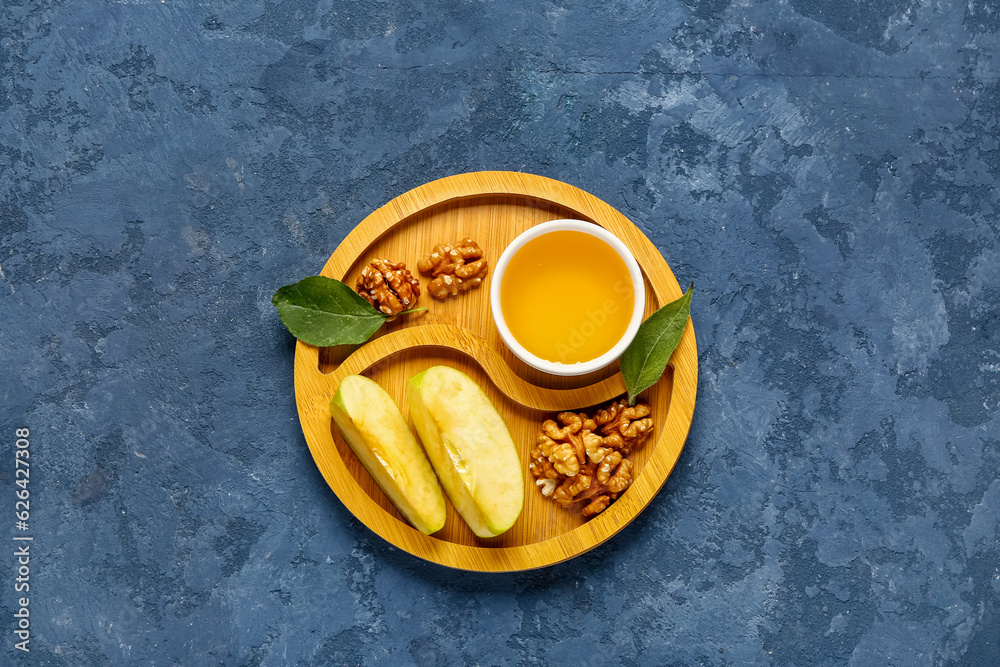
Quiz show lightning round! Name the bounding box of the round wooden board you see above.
[294,171,697,571]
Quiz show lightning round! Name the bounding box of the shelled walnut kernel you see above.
[417,238,488,299]
[356,258,421,320]
[528,400,654,517]
[592,399,654,455]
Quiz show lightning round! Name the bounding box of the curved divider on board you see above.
[299,324,628,412]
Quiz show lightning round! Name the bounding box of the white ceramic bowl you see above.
[490,219,645,377]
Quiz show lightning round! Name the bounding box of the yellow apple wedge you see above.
[406,366,523,538]
[330,375,447,535]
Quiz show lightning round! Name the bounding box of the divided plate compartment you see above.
[293,171,697,571]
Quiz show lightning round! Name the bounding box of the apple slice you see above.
[330,375,447,535]
[406,366,523,538]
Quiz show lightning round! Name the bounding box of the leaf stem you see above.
[397,307,428,317]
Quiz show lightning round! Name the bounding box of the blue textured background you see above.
[2,0,999,664]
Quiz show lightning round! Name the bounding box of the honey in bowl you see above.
[499,230,635,364]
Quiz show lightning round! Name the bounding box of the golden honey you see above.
[500,230,634,364]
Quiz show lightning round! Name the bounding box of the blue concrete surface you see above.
[2,0,999,664]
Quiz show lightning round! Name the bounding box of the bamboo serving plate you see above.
[294,171,697,571]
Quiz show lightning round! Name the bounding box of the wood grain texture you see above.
[293,171,698,571]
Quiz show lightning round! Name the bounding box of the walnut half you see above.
[593,399,654,454]
[356,258,421,320]
[417,238,488,299]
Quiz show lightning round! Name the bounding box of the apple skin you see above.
[406,366,523,538]
[330,375,447,535]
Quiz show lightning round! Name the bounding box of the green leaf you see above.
[271,276,388,346]
[620,283,693,405]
